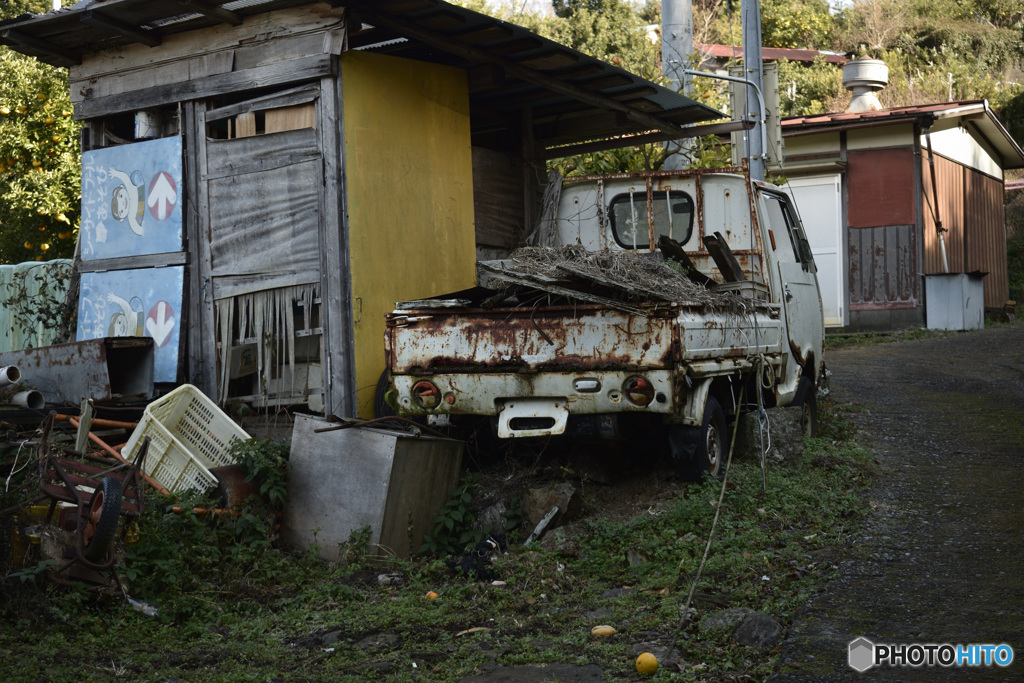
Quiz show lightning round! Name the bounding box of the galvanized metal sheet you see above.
[0,337,154,405]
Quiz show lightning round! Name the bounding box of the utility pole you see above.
[662,0,693,170]
[741,0,765,181]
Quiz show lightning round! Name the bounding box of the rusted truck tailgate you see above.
[386,304,677,374]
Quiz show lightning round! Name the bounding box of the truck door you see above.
[759,190,824,398]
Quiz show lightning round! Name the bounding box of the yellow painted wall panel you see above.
[342,51,477,417]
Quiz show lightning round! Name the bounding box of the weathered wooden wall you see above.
[70,4,345,118]
[472,146,525,255]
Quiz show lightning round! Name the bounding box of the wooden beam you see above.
[75,53,335,119]
[206,83,319,122]
[177,0,242,26]
[78,251,189,274]
[0,29,81,66]
[81,10,162,48]
[544,119,751,159]
[353,4,692,139]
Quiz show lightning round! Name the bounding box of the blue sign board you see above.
[76,267,185,383]
[80,136,183,261]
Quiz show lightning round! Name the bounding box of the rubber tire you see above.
[82,476,122,562]
[373,370,396,418]
[671,396,727,482]
[793,376,818,438]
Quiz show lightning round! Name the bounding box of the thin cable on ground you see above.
[754,351,773,495]
[671,385,747,656]
[4,441,28,493]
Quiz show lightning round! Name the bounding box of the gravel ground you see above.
[771,324,1024,681]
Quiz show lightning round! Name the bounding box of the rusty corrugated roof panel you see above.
[0,0,726,153]
[697,43,847,65]
[783,100,1024,169]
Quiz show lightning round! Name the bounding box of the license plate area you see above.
[497,398,569,438]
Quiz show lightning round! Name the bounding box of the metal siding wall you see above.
[848,225,916,309]
[965,170,1009,307]
[922,153,964,274]
[922,153,1009,308]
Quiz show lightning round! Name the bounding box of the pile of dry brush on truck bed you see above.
[400,245,764,315]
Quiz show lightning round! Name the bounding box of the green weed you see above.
[0,399,874,681]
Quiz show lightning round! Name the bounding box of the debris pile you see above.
[0,366,44,411]
[478,245,759,315]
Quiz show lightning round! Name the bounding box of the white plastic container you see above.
[123,384,250,492]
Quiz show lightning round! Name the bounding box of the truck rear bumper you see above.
[391,370,676,437]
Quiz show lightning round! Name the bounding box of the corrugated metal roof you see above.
[782,100,1024,170]
[697,43,847,65]
[0,0,727,153]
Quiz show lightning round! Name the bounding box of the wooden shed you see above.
[782,100,1024,331]
[1,0,724,418]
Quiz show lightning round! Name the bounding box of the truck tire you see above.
[670,396,726,482]
[374,370,396,418]
[794,376,817,438]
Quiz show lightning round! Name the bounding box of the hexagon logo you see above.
[849,637,875,672]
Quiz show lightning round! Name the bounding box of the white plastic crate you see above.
[124,384,250,492]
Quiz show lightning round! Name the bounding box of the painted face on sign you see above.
[111,186,130,222]
[109,311,129,337]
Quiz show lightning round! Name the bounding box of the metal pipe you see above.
[685,69,768,181]
[68,417,169,496]
[54,413,139,430]
[924,127,949,273]
[0,366,21,386]
[10,390,43,410]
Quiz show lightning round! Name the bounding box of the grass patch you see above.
[824,326,947,349]
[0,401,875,682]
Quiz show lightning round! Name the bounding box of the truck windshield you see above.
[609,190,694,250]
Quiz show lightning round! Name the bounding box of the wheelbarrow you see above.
[34,412,149,593]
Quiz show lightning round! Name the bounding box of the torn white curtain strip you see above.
[215,283,317,404]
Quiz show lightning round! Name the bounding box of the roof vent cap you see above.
[843,57,888,112]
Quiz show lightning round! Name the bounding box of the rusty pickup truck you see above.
[383,166,824,479]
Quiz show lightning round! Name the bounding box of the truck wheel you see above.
[670,396,726,482]
[794,376,817,438]
[374,370,396,418]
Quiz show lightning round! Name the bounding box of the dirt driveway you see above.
[771,324,1024,681]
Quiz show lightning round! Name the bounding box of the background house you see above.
[0,0,723,419]
[781,59,1024,331]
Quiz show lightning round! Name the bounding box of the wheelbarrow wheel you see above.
[82,476,122,562]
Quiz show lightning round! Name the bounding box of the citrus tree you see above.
[0,0,80,263]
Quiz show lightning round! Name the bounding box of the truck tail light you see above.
[411,380,441,410]
[623,376,655,406]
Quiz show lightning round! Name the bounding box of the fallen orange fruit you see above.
[636,652,658,675]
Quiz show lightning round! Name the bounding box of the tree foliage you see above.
[0,0,80,264]
[760,0,834,49]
